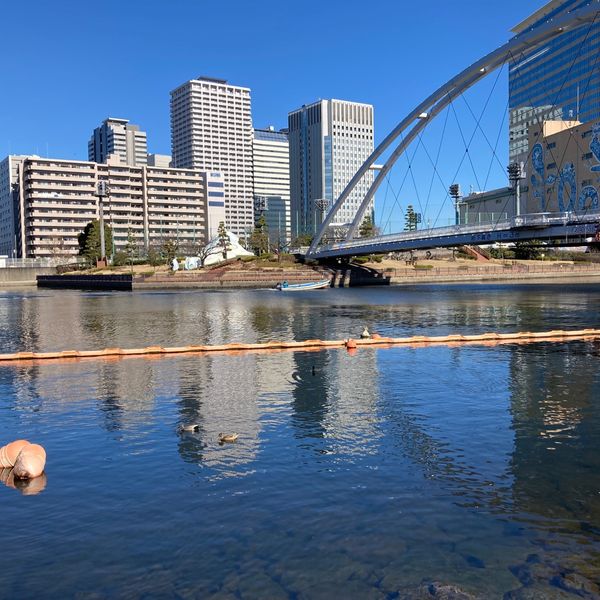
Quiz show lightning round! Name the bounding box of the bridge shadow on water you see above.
[326,263,391,287]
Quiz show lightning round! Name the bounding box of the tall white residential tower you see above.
[288,99,374,238]
[170,76,254,237]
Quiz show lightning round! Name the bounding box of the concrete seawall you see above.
[0,267,56,286]
[35,263,600,290]
[37,274,133,290]
[384,264,600,285]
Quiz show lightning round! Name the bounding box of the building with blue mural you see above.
[509,0,600,165]
[525,118,600,214]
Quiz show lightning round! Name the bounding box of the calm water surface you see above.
[1,283,600,599]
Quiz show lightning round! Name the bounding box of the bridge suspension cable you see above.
[307,1,600,256]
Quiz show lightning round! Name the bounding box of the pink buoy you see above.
[0,440,30,468]
[12,444,46,479]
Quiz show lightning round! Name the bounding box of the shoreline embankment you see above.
[31,261,600,290]
[383,263,600,285]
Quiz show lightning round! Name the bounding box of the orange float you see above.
[0,440,46,479]
[12,444,46,480]
[0,439,30,468]
[0,328,598,363]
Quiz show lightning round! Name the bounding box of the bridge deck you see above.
[308,212,600,259]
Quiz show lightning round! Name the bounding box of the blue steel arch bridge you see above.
[305,1,600,260]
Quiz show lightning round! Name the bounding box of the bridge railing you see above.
[511,211,600,228]
[317,220,515,253]
[311,210,600,255]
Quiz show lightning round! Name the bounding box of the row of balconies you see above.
[27,210,96,219]
[26,163,95,172]
[147,210,205,218]
[25,173,95,183]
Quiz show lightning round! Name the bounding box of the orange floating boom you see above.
[0,329,598,363]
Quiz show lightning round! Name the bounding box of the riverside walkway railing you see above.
[309,211,600,258]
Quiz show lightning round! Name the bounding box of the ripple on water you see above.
[1,286,600,596]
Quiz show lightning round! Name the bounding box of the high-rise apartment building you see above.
[509,0,600,163]
[0,155,27,256]
[1,154,224,258]
[88,118,148,166]
[253,127,291,244]
[288,99,374,238]
[170,76,254,237]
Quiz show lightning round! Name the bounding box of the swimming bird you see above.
[180,423,200,433]
[361,326,371,339]
[219,433,239,443]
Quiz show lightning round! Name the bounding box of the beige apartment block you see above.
[11,155,222,259]
[147,153,172,168]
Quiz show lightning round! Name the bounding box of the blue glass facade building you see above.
[509,0,600,163]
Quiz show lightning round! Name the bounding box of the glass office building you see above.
[288,99,374,238]
[509,0,600,164]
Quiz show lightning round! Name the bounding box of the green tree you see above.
[217,221,231,259]
[513,240,543,260]
[359,214,377,238]
[161,239,179,263]
[78,220,113,265]
[146,246,163,272]
[124,228,139,263]
[291,233,314,247]
[250,215,270,256]
[404,205,418,231]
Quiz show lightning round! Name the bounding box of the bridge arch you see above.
[307,2,600,256]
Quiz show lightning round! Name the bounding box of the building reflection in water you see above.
[508,339,600,527]
[4,286,600,516]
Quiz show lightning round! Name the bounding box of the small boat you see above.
[276,279,330,291]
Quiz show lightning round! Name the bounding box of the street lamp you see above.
[96,180,110,266]
[507,162,524,217]
[313,198,330,235]
[449,184,462,225]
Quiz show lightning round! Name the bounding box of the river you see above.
[1,283,600,598]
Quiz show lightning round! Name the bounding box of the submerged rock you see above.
[551,571,600,597]
[507,553,600,599]
[503,584,578,599]
[399,580,479,599]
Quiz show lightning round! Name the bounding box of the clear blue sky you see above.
[1,0,544,228]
